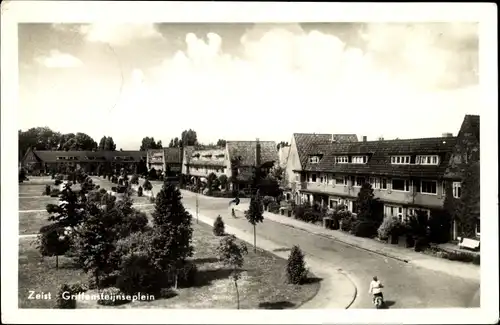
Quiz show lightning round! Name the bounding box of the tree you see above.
[150,181,194,286]
[206,172,220,194]
[218,174,228,191]
[140,137,162,151]
[181,129,198,146]
[230,157,241,194]
[244,191,264,253]
[216,139,227,147]
[46,183,88,233]
[61,132,98,151]
[276,141,289,150]
[217,235,248,309]
[104,137,116,151]
[286,245,308,284]
[37,223,72,268]
[19,168,27,183]
[98,136,107,151]
[352,182,383,238]
[213,215,225,236]
[454,161,480,238]
[168,137,180,148]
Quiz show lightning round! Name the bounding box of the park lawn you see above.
[19,221,320,309]
[19,196,58,211]
[19,184,49,197]
[18,237,88,309]
[19,211,51,235]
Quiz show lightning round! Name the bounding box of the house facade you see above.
[181,146,228,182]
[283,115,480,241]
[21,149,147,175]
[146,148,183,176]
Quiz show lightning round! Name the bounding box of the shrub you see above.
[303,209,324,224]
[286,245,308,285]
[143,180,153,191]
[137,186,143,197]
[213,216,225,236]
[97,287,130,306]
[414,237,429,252]
[159,287,178,299]
[44,184,51,196]
[130,174,139,185]
[56,284,76,309]
[176,261,198,288]
[442,250,479,264]
[95,185,100,190]
[87,271,119,290]
[237,190,247,198]
[118,178,124,186]
[338,211,355,232]
[116,185,127,194]
[149,196,155,204]
[268,201,280,214]
[351,220,378,238]
[111,186,117,193]
[69,281,88,294]
[377,216,403,240]
[262,196,274,208]
[37,224,72,268]
[210,191,233,198]
[293,204,306,220]
[54,179,62,186]
[116,252,162,296]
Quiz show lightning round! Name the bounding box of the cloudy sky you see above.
[19,22,479,150]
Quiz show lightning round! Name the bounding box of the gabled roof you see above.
[227,141,278,166]
[31,150,146,163]
[163,148,182,164]
[303,137,457,178]
[185,147,226,167]
[294,133,358,168]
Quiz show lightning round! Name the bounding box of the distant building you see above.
[146,148,183,176]
[20,149,147,174]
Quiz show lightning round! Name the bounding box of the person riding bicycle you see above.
[369,276,384,304]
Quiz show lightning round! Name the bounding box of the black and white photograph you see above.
[1,2,498,324]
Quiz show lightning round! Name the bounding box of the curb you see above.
[186,208,358,310]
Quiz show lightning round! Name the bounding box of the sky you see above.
[18,22,480,150]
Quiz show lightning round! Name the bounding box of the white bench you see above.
[458,237,480,251]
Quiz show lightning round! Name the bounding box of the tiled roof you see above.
[32,150,146,163]
[227,141,278,167]
[185,147,226,167]
[294,133,358,169]
[303,137,457,178]
[163,148,182,164]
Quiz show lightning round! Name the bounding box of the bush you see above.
[210,191,233,198]
[54,179,62,186]
[441,250,479,264]
[130,174,139,185]
[286,245,308,285]
[414,237,429,252]
[268,201,280,214]
[116,252,162,296]
[176,261,198,288]
[262,196,274,208]
[351,220,378,238]
[159,287,178,299]
[213,216,225,236]
[69,281,88,294]
[56,284,76,309]
[44,184,51,196]
[95,185,100,190]
[339,211,355,232]
[293,204,306,220]
[97,287,129,306]
[116,185,127,194]
[87,272,119,290]
[149,196,155,204]
[143,180,153,191]
[237,190,247,198]
[137,186,143,197]
[111,186,117,193]
[377,216,403,240]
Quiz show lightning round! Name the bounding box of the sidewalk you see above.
[184,207,357,309]
[234,203,480,282]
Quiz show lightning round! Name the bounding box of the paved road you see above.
[180,191,480,309]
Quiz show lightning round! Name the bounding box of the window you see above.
[416,155,439,165]
[392,179,410,191]
[320,175,324,183]
[310,156,320,163]
[420,180,437,195]
[381,178,387,189]
[391,155,411,164]
[352,156,368,164]
[369,177,380,189]
[311,174,317,182]
[355,177,366,187]
[453,182,462,198]
[295,173,300,182]
[336,176,347,185]
[335,156,349,164]
[329,199,338,209]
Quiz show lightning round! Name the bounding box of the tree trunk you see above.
[174,273,178,290]
[253,224,257,253]
[234,279,240,310]
[56,255,59,269]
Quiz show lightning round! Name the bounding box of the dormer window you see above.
[391,155,410,165]
[309,155,321,164]
[352,156,368,164]
[416,155,439,165]
[335,156,349,164]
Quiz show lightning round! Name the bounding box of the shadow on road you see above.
[302,277,323,284]
[383,300,396,309]
[194,268,244,287]
[258,301,296,309]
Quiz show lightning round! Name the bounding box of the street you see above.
[179,191,480,309]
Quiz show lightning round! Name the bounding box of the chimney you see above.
[362,136,367,142]
[255,138,261,167]
[442,133,453,138]
[331,134,337,143]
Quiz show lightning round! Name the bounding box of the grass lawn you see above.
[19,211,51,235]
[19,220,320,309]
[19,197,58,211]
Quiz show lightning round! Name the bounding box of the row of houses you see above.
[21,115,479,240]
